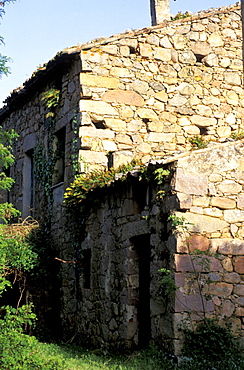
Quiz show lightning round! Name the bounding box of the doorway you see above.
[131,234,151,348]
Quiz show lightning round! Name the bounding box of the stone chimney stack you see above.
[150,0,170,26]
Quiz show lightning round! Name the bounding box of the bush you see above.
[0,329,65,370]
[180,319,244,369]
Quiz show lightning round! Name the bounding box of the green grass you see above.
[38,343,176,370]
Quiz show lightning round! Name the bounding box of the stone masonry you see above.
[0,2,243,356]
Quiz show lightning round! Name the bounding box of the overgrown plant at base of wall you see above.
[179,318,244,370]
[167,214,244,368]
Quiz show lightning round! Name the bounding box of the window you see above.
[83,249,91,289]
[52,127,66,186]
[22,149,34,218]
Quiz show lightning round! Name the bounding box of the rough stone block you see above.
[139,43,153,58]
[224,209,244,223]
[186,235,209,252]
[224,72,241,86]
[104,118,126,132]
[137,108,158,120]
[102,90,144,106]
[154,47,171,62]
[234,256,244,274]
[23,133,36,152]
[224,272,240,283]
[214,239,244,255]
[112,150,133,169]
[175,290,214,313]
[236,307,244,316]
[183,125,200,135]
[221,299,235,317]
[174,168,208,195]
[190,41,211,56]
[190,115,217,127]
[79,100,119,116]
[153,89,168,102]
[237,194,244,209]
[79,150,108,165]
[175,254,222,273]
[176,192,192,209]
[175,212,228,233]
[233,284,244,296]
[147,132,175,143]
[210,197,236,209]
[80,74,119,89]
[222,258,233,273]
[208,282,233,297]
[218,180,242,195]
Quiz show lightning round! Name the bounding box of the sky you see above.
[0,0,236,107]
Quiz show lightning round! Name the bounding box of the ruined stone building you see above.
[0,1,244,355]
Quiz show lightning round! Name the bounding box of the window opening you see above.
[199,127,208,135]
[92,120,106,129]
[22,149,34,218]
[130,234,151,348]
[83,249,91,289]
[52,127,66,185]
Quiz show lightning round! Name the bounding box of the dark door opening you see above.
[132,234,151,348]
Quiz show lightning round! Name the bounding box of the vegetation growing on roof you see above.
[64,160,171,207]
[171,11,191,21]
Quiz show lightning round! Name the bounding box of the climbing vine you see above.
[34,89,61,206]
[70,111,82,174]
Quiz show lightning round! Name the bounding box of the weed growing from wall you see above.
[231,130,244,141]
[188,135,208,150]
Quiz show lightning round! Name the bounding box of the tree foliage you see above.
[0,0,16,79]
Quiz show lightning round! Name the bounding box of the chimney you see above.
[150,0,170,26]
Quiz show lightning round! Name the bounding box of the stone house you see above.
[0,1,244,355]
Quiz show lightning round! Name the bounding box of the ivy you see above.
[34,89,61,206]
[70,112,81,174]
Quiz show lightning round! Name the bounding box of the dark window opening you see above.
[199,127,208,135]
[53,127,66,185]
[142,118,150,124]
[92,120,106,129]
[194,54,205,63]
[83,249,91,289]
[129,46,137,54]
[23,149,34,218]
[131,234,151,348]
[107,152,114,170]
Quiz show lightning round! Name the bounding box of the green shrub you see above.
[180,319,244,369]
[0,329,65,370]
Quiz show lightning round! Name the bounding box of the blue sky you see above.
[0,0,236,106]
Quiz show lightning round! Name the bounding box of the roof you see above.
[0,2,240,119]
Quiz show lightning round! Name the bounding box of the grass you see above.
[38,342,176,370]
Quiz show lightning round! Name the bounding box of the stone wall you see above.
[61,174,175,351]
[171,140,244,354]
[0,1,243,355]
[59,139,244,354]
[78,3,243,171]
[0,59,81,220]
